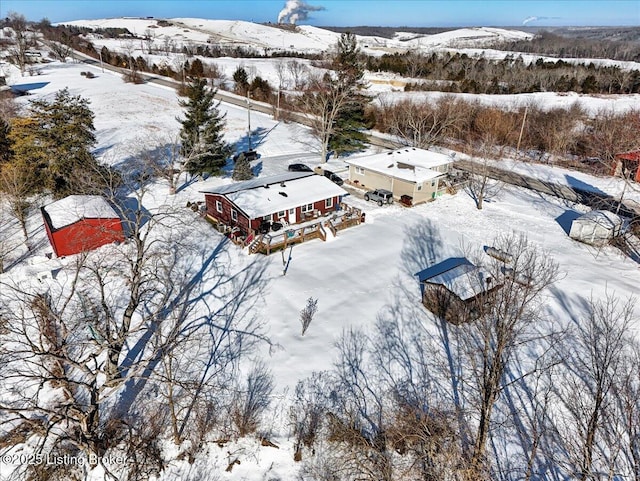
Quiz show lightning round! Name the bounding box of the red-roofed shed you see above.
[41,195,125,257]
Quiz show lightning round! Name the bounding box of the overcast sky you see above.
[2,0,638,27]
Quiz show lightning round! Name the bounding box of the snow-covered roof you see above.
[346,148,453,183]
[42,195,120,230]
[576,209,623,226]
[212,174,347,219]
[199,171,313,195]
[420,258,492,301]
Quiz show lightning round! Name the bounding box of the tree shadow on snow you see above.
[113,235,275,423]
[233,126,268,155]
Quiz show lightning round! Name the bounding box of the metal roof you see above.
[199,171,314,195]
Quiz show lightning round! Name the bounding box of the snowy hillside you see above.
[60,17,534,55]
[394,26,533,49]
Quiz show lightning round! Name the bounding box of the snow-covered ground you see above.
[3,52,640,479]
[6,56,640,389]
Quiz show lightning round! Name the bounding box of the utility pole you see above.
[516,105,528,160]
[247,90,252,151]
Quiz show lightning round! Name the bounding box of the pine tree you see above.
[6,117,48,193]
[178,78,231,176]
[328,33,370,157]
[25,88,105,197]
[233,66,249,96]
[232,153,254,181]
[0,118,11,164]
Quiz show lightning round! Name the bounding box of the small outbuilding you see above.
[569,210,624,246]
[42,195,125,257]
[418,257,500,324]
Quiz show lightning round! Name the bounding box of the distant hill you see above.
[319,26,454,39]
[60,17,534,54]
[519,26,640,43]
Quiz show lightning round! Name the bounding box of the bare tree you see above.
[0,167,272,475]
[613,338,640,480]
[287,60,308,90]
[120,39,141,83]
[377,96,468,149]
[300,297,318,336]
[130,134,189,195]
[162,36,175,55]
[465,136,504,210]
[298,73,352,162]
[232,362,274,437]
[47,30,74,62]
[6,12,30,76]
[0,160,36,241]
[274,59,288,90]
[458,233,559,473]
[143,28,156,54]
[555,293,635,480]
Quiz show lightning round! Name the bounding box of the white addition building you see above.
[345,147,455,205]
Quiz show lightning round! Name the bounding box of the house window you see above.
[325,197,333,208]
[431,179,437,188]
[278,211,285,218]
[263,214,273,222]
[355,166,365,175]
[301,203,313,213]
[231,209,238,221]
[417,183,423,191]
[216,200,223,213]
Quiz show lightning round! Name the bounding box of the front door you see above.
[289,207,297,224]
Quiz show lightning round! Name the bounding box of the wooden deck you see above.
[247,203,363,255]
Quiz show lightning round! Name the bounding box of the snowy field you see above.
[3,56,640,479]
[6,58,640,386]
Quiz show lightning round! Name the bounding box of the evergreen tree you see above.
[26,88,103,197]
[249,76,272,102]
[6,91,105,198]
[189,58,205,78]
[6,117,47,192]
[232,152,254,181]
[0,118,11,164]
[328,33,370,157]
[178,78,231,176]
[233,66,249,95]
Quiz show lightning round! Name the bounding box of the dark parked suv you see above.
[288,163,313,172]
[323,170,344,186]
[364,189,393,206]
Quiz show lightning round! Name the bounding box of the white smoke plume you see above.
[522,16,562,26]
[277,0,325,24]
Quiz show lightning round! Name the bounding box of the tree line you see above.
[493,30,640,63]
[36,20,640,96]
[367,51,640,95]
[370,97,639,169]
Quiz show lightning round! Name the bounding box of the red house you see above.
[612,151,640,182]
[200,172,347,240]
[42,195,125,257]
